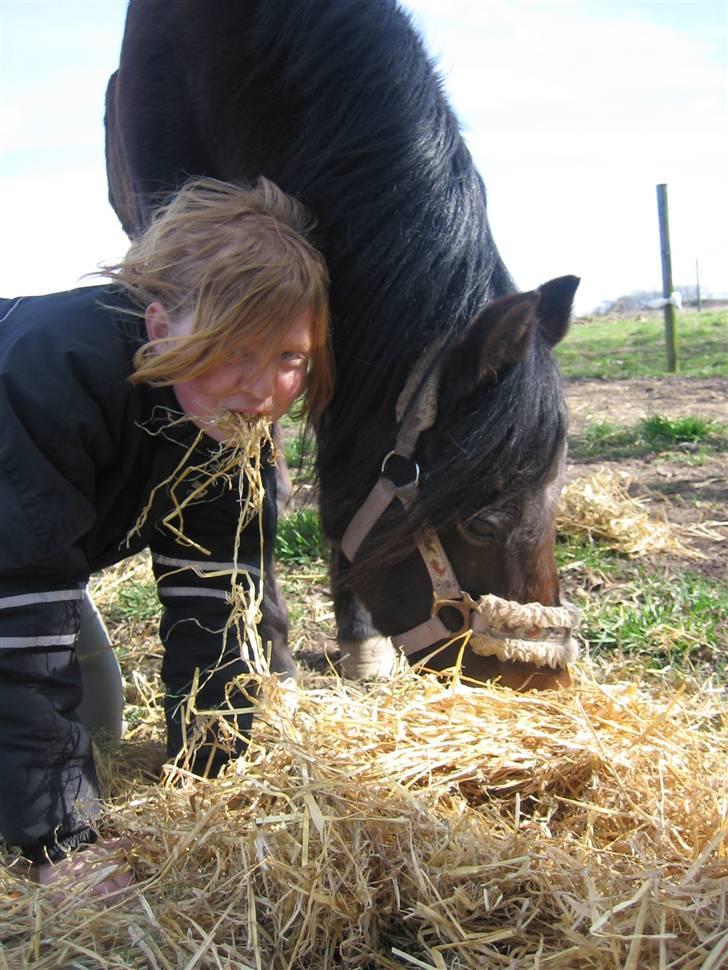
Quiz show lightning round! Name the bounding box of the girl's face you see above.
[145,303,313,442]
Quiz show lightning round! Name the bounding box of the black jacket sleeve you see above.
[0,291,128,857]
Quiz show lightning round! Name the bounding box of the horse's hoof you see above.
[339,636,396,679]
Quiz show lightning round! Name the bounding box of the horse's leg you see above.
[330,546,396,678]
[259,561,297,682]
[272,422,292,516]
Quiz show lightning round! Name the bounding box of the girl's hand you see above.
[36,837,134,900]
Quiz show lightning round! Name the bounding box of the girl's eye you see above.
[280,351,308,367]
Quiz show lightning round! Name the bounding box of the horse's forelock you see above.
[429,337,566,511]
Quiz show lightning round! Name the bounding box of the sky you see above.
[1,0,726,315]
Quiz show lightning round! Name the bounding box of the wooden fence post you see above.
[656,184,677,372]
[695,258,702,312]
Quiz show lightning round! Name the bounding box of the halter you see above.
[340,342,580,669]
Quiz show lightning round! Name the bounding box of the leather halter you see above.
[340,344,579,667]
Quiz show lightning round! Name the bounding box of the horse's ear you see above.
[439,275,580,403]
[537,275,580,347]
[439,290,541,399]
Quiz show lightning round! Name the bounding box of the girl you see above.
[0,177,331,893]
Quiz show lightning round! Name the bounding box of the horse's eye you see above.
[460,513,500,542]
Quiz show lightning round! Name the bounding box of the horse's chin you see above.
[406,642,572,692]
[479,658,572,692]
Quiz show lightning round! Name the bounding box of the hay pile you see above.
[557,469,699,558]
[1,665,725,969]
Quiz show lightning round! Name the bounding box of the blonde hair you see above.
[102,176,332,419]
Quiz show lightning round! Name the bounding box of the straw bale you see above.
[556,469,698,558]
[2,665,725,969]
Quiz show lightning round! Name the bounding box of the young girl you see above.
[0,177,331,893]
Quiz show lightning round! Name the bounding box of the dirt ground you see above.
[565,376,727,435]
[564,376,727,583]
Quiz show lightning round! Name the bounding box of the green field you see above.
[557,308,728,379]
[568,413,728,462]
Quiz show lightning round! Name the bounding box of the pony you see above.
[105,0,580,690]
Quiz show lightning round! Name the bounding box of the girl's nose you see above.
[244,361,276,401]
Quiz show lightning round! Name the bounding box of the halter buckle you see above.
[432,591,479,636]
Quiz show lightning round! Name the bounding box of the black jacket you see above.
[0,285,278,862]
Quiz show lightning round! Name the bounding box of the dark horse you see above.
[105,0,580,690]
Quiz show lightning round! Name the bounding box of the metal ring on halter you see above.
[432,592,479,636]
[380,450,420,488]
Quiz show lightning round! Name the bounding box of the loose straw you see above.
[557,469,706,558]
[2,665,724,969]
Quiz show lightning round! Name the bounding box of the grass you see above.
[107,580,161,623]
[579,569,727,676]
[276,507,325,564]
[279,413,316,479]
[556,534,621,578]
[569,413,728,461]
[557,535,727,678]
[283,429,315,476]
[557,308,728,379]
[640,414,717,445]
[278,560,332,635]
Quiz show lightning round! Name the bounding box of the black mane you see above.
[245,0,515,462]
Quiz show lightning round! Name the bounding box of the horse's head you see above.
[338,275,580,690]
